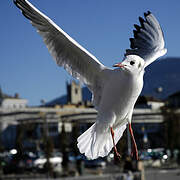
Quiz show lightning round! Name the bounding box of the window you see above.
[75,88,78,94]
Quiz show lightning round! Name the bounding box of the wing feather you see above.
[14,0,106,92]
[125,11,167,67]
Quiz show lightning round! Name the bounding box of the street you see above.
[145,168,180,180]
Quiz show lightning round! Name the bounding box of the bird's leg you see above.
[128,123,139,160]
[110,127,121,160]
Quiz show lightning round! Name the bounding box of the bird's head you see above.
[113,55,145,75]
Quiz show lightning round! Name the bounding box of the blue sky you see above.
[1,0,180,106]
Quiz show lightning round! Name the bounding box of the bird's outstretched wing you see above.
[14,0,106,93]
[125,11,167,68]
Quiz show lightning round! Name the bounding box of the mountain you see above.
[46,57,180,106]
[142,57,180,99]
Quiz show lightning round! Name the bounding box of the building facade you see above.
[0,82,167,154]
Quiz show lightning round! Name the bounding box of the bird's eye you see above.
[130,61,135,65]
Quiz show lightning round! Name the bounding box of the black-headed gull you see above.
[14,0,167,160]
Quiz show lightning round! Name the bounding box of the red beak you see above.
[113,62,125,68]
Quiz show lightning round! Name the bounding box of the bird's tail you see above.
[77,123,127,159]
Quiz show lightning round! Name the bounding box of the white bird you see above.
[14,0,167,160]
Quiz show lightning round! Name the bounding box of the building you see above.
[67,81,82,104]
[0,82,167,153]
[0,88,28,149]
[135,96,165,109]
[45,80,83,106]
[0,88,28,109]
[167,91,180,108]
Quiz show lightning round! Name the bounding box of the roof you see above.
[168,91,180,98]
[136,96,163,104]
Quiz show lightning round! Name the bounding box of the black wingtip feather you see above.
[139,16,145,28]
[13,0,22,6]
[144,11,151,17]
[13,0,23,11]
[144,12,148,17]
[130,38,135,49]
[134,24,141,32]
[22,11,31,21]
[133,30,138,38]
[13,0,19,8]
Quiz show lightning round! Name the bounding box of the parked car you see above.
[139,151,152,160]
[84,158,106,168]
[139,148,169,161]
[75,154,106,168]
[3,151,37,174]
[33,152,63,169]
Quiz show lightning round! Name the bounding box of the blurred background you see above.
[1,0,180,180]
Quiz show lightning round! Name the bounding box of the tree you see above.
[60,123,69,174]
[41,112,54,177]
[163,108,180,154]
[15,123,25,161]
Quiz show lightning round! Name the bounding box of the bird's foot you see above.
[113,147,121,160]
[131,145,139,160]
[110,127,121,161]
[129,123,139,160]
